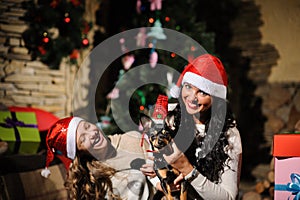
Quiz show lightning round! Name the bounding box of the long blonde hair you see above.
[65,156,122,200]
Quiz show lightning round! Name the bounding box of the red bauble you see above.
[70,0,81,6]
[64,17,71,23]
[38,46,47,55]
[82,38,89,46]
[43,37,49,43]
[50,0,60,8]
[69,49,79,59]
[82,21,90,34]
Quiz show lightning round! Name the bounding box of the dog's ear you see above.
[140,113,154,131]
[165,114,176,130]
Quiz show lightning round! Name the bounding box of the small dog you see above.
[140,106,187,200]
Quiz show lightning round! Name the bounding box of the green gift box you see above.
[0,111,41,154]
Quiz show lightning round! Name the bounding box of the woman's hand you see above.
[163,141,194,176]
[140,156,156,178]
[155,174,185,192]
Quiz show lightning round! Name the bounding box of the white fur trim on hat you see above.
[67,117,84,159]
[182,72,227,99]
[170,85,181,98]
[152,119,164,125]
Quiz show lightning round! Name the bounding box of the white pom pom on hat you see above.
[41,116,83,178]
[41,168,51,178]
[170,54,228,99]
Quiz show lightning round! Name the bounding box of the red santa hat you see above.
[170,54,228,99]
[151,94,168,124]
[41,116,83,178]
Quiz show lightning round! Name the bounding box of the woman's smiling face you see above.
[76,121,115,161]
[181,82,212,115]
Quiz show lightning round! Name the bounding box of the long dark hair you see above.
[65,155,122,200]
[175,96,236,183]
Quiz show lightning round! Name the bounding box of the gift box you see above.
[273,134,300,200]
[0,111,41,154]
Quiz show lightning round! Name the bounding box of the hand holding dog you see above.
[140,156,157,178]
[163,140,194,177]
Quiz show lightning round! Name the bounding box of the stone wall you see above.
[0,0,76,118]
[230,0,300,149]
[229,0,300,197]
[255,0,300,83]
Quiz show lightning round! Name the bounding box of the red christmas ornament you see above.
[82,38,89,46]
[38,46,47,55]
[42,32,49,43]
[64,17,71,23]
[69,49,79,59]
[149,18,154,24]
[50,0,60,8]
[43,37,49,43]
[70,0,81,6]
[64,13,70,23]
[82,21,90,34]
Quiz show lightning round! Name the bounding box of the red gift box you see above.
[273,134,300,157]
[273,134,300,200]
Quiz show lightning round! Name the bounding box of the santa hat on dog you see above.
[151,94,169,124]
[41,116,83,178]
[170,54,228,99]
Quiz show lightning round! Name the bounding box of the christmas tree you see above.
[21,0,91,68]
[95,0,216,134]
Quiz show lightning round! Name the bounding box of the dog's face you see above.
[140,113,179,151]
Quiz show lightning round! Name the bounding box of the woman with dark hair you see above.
[140,54,242,199]
[41,116,154,200]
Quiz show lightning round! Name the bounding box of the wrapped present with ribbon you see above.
[273,134,300,199]
[275,173,300,200]
[0,111,40,154]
